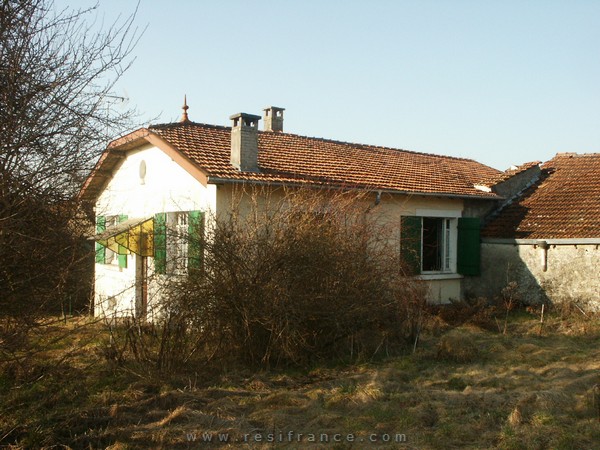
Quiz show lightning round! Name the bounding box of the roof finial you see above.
[180,95,190,123]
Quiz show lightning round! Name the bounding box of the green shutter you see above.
[188,211,204,271]
[154,212,167,274]
[95,216,106,264]
[457,217,481,276]
[400,216,422,275]
[117,214,128,269]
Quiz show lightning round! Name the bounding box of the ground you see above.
[1,310,599,449]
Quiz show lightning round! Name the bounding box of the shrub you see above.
[150,187,426,371]
[429,297,499,331]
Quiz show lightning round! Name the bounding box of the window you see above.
[154,210,204,275]
[95,214,128,269]
[167,212,189,274]
[422,217,451,272]
[400,215,480,276]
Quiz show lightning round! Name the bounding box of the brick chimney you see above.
[263,106,285,132]
[230,113,261,172]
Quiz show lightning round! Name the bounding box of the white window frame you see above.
[166,211,189,275]
[416,209,460,274]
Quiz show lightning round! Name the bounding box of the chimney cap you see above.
[263,106,285,113]
[263,106,285,132]
[229,112,261,121]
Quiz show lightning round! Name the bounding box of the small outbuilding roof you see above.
[483,153,600,239]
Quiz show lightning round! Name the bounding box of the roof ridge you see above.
[552,152,600,158]
[149,120,496,167]
[262,130,486,163]
[543,152,600,169]
[149,121,230,132]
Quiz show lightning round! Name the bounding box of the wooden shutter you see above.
[457,217,481,276]
[117,214,128,269]
[188,210,204,271]
[154,213,167,274]
[400,216,422,275]
[95,216,106,264]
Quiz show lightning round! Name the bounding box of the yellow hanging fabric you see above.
[95,217,154,256]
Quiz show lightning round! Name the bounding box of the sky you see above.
[64,0,600,170]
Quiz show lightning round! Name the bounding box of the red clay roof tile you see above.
[482,153,600,239]
[148,121,500,198]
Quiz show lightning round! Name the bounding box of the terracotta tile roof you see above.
[147,121,501,198]
[477,160,541,188]
[483,153,600,239]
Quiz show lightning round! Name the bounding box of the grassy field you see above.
[1,309,599,449]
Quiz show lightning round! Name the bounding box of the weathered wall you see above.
[216,186,467,303]
[463,198,499,221]
[464,242,600,310]
[493,165,541,200]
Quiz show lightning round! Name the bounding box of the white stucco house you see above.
[80,104,505,319]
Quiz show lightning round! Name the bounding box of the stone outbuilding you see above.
[465,153,600,311]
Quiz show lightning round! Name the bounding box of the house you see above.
[465,153,600,311]
[80,103,503,319]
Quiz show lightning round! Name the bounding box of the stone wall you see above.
[464,242,600,310]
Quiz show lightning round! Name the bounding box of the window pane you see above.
[422,217,443,271]
[176,212,189,271]
[167,211,189,274]
[445,219,451,270]
[400,216,422,275]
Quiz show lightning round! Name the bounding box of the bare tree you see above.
[0,0,141,336]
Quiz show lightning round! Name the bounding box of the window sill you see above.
[417,273,463,281]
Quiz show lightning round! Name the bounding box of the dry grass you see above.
[1,311,599,448]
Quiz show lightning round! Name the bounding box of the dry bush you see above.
[100,311,200,375]
[547,301,600,336]
[429,297,499,331]
[144,187,427,371]
[436,330,480,363]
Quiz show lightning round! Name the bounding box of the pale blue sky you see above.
[73,0,600,170]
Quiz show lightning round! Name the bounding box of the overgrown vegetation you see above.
[105,188,427,372]
[0,0,140,367]
[1,306,598,448]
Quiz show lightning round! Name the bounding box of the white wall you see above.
[94,144,216,318]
